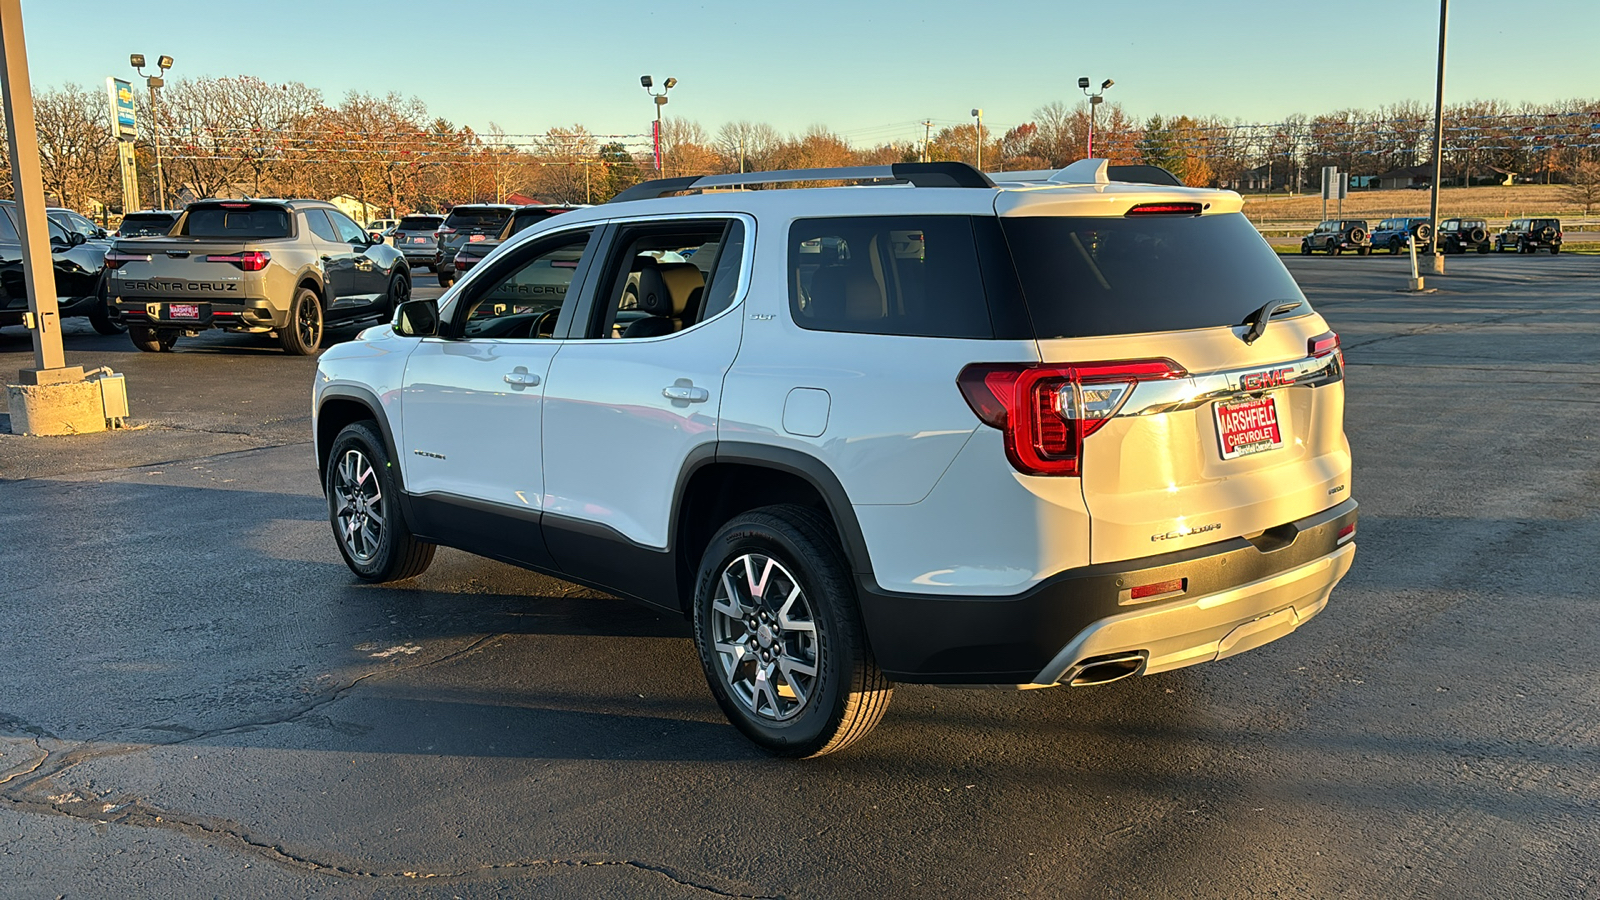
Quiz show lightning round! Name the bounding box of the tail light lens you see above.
[1308,331,1340,358]
[203,250,271,271]
[958,359,1186,476]
[103,251,152,269]
[436,226,456,235]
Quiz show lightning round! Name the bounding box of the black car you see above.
[451,205,583,276]
[1370,217,1434,254]
[1495,218,1562,254]
[48,207,109,243]
[1438,218,1491,254]
[1300,219,1370,256]
[115,210,181,237]
[434,204,515,287]
[390,214,444,270]
[0,200,122,335]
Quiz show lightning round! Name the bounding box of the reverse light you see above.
[958,359,1186,477]
[204,250,271,271]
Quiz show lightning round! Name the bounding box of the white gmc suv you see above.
[312,160,1357,757]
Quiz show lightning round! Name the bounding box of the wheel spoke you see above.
[714,570,745,618]
[779,656,817,680]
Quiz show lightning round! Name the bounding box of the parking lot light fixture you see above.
[641,75,676,173]
[132,53,173,209]
[971,108,983,171]
[1081,76,1112,159]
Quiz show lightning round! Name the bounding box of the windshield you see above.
[180,204,292,239]
[443,207,512,232]
[999,212,1309,339]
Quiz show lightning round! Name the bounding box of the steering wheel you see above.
[531,307,560,338]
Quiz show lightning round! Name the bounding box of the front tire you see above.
[1299,241,1311,256]
[1389,238,1402,255]
[280,286,324,355]
[325,421,435,582]
[692,505,892,758]
[88,277,126,335]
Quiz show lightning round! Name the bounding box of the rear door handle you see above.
[662,384,709,403]
[504,371,541,387]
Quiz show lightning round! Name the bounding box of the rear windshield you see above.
[397,215,442,231]
[1000,212,1307,339]
[119,213,177,236]
[508,208,566,236]
[443,207,512,232]
[180,204,292,238]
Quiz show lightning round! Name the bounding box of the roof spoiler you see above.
[989,159,1184,187]
[608,161,995,203]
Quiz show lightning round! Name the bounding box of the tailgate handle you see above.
[165,250,189,258]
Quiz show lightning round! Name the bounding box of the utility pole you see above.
[970,109,983,171]
[1427,0,1448,274]
[1,0,66,374]
[921,120,933,163]
[739,135,745,174]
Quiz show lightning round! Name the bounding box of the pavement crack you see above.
[0,738,48,787]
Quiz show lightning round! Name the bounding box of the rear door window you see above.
[788,216,994,339]
[304,209,340,243]
[326,210,370,243]
[181,204,292,238]
[999,211,1308,339]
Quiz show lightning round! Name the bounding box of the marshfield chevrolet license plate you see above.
[167,303,201,320]
[1215,395,1284,459]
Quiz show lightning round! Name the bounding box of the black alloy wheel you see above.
[280,286,324,355]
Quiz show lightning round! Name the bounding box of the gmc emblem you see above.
[1240,367,1296,391]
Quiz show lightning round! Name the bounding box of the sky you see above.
[20,0,1600,148]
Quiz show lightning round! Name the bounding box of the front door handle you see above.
[662,384,709,403]
[504,370,541,387]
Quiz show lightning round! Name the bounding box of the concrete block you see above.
[16,365,84,386]
[5,380,106,436]
[1407,277,1426,292]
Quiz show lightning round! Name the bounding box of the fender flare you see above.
[315,384,404,493]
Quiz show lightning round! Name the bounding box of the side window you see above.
[452,230,592,340]
[0,208,17,242]
[788,216,994,339]
[587,219,741,340]
[327,210,369,244]
[304,209,340,243]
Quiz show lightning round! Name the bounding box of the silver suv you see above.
[313,161,1357,757]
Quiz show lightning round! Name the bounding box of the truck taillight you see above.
[103,251,152,270]
[204,250,271,271]
[436,226,456,235]
[958,359,1186,477]
[1308,331,1340,357]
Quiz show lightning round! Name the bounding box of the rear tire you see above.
[279,286,324,355]
[326,420,435,582]
[1357,246,1370,256]
[438,270,454,289]
[1477,243,1490,254]
[1389,238,1402,255]
[1326,242,1340,256]
[1300,241,1311,256]
[129,325,177,353]
[1551,244,1561,255]
[692,504,892,758]
[385,272,410,319]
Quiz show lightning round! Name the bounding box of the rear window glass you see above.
[180,205,292,238]
[443,207,512,232]
[788,216,993,339]
[508,208,567,236]
[1000,212,1308,339]
[119,213,176,236]
[397,216,442,231]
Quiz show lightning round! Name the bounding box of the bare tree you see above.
[34,83,117,210]
[1564,160,1600,215]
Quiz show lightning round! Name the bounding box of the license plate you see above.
[168,303,200,320]
[1215,395,1284,459]
[412,236,429,243]
[468,234,486,242]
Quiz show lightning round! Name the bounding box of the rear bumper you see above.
[859,499,1358,684]
[115,297,282,331]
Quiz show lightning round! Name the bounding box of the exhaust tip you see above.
[1063,652,1148,687]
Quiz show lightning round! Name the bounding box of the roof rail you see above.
[989,161,1184,188]
[607,161,995,203]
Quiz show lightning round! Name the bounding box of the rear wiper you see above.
[1239,300,1302,345]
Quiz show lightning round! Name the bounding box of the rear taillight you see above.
[436,226,456,235]
[1337,523,1356,544]
[103,251,151,269]
[958,359,1186,477]
[1130,578,1186,600]
[1308,331,1340,357]
[204,250,271,272]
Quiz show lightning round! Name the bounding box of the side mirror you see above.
[394,298,439,337]
[70,232,87,246]
[367,232,384,244]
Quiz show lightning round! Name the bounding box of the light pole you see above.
[131,53,172,209]
[1079,76,1113,159]
[970,108,983,171]
[640,75,676,173]
[1427,0,1448,274]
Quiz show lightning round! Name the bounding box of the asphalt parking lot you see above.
[2,255,1597,898]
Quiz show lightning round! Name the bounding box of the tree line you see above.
[14,75,1600,216]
